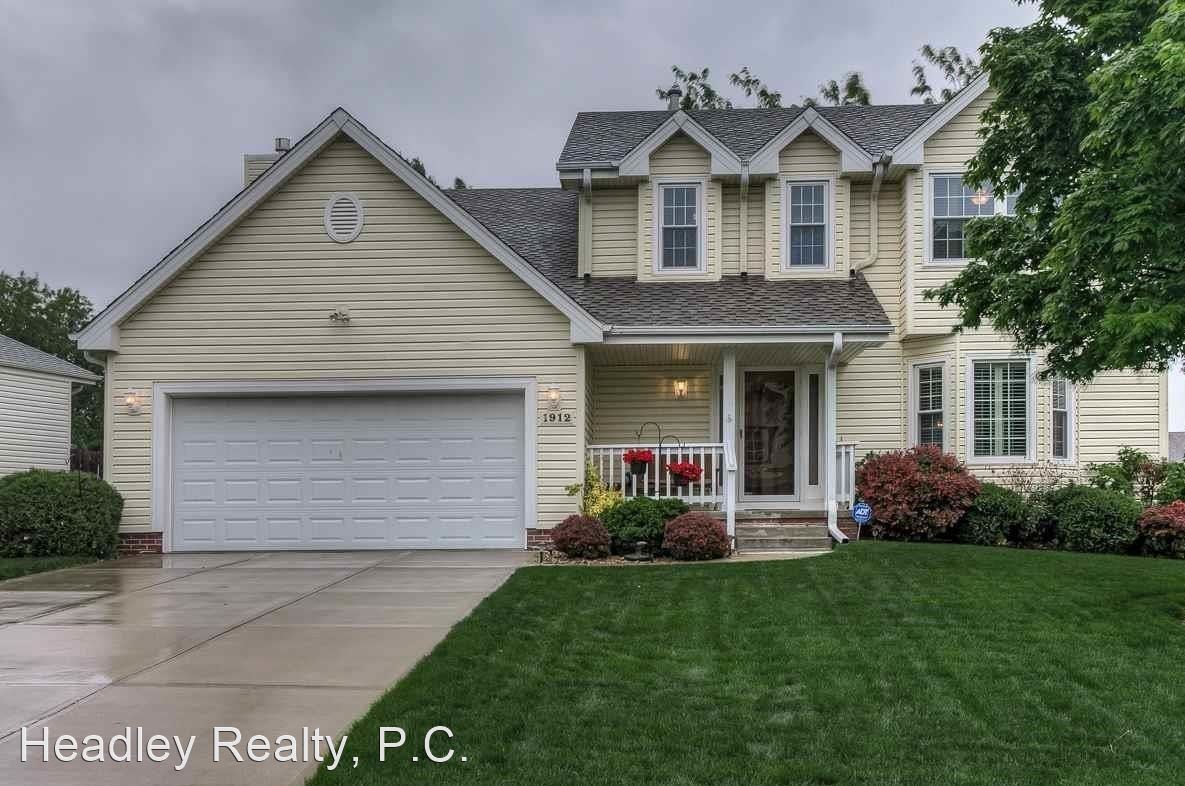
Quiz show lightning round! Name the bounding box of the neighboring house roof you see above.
[1171,432,1184,462]
[558,103,942,168]
[0,334,100,382]
[445,188,891,330]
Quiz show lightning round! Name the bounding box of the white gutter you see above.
[604,323,894,336]
[854,152,891,272]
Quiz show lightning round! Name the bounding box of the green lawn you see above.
[0,555,96,582]
[309,543,1185,786]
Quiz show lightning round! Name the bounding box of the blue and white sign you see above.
[851,502,873,526]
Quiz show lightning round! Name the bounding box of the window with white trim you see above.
[915,364,945,448]
[786,180,828,267]
[1050,379,1072,460]
[971,360,1031,459]
[929,174,1020,261]
[658,183,701,270]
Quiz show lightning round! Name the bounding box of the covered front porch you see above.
[583,333,878,544]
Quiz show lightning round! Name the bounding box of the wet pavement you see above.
[0,549,532,785]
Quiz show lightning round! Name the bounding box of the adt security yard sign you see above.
[851,501,872,541]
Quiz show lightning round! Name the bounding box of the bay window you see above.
[914,363,945,448]
[970,359,1034,461]
[1051,379,1073,461]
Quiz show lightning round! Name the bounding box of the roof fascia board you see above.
[617,112,743,176]
[602,330,891,346]
[748,108,874,175]
[0,359,100,383]
[889,72,990,166]
[77,109,606,351]
[74,115,346,351]
[337,115,604,342]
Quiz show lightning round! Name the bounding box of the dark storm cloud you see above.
[0,0,1037,308]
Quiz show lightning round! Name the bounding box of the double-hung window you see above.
[1050,379,1073,460]
[970,359,1032,460]
[658,183,701,271]
[914,364,945,448]
[785,181,829,267]
[929,174,1019,262]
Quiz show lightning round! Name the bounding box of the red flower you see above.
[665,461,703,481]
[623,449,655,464]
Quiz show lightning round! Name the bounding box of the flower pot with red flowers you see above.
[623,448,655,476]
[666,461,703,490]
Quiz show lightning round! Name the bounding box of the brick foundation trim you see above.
[118,531,163,556]
[526,528,553,550]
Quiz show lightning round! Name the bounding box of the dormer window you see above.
[655,180,705,272]
[784,180,831,268]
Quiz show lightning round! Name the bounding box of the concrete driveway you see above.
[0,550,532,785]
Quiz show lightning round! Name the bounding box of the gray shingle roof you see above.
[0,334,100,381]
[557,103,942,168]
[445,188,890,329]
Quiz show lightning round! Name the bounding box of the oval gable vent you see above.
[324,193,363,242]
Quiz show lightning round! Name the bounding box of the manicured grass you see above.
[309,544,1185,786]
[0,555,96,582]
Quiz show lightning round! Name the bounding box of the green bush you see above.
[1018,489,1062,546]
[1089,446,1168,505]
[599,497,691,554]
[955,483,1028,546]
[0,470,123,559]
[1155,463,1185,504]
[1045,485,1141,554]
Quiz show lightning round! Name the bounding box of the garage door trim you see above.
[151,377,538,552]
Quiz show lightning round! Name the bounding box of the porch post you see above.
[721,347,737,541]
[824,332,847,543]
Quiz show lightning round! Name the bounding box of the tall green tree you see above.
[911,45,982,103]
[728,67,783,107]
[929,0,1182,382]
[656,66,732,109]
[0,272,103,449]
[803,72,872,107]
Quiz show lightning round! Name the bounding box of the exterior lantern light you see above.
[124,388,143,415]
[546,387,562,410]
[672,379,688,400]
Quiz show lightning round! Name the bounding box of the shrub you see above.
[550,515,610,558]
[600,497,666,553]
[1137,501,1185,558]
[1016,489,1062,547]
[1089,446,1168,505]
[954,483,1028,547]
[1155,463,1185,504]
[0,470,123,559]
[663,512,730,560]
[1045,485,1141,554]
[652,497,690,522]
[855,446,981,540]
[565,460,623,520]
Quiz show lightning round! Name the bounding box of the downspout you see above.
[853,152,891,273]
[738,166,750,275]
[577,168,593,278]
[83,350,110,481]
[825,332,849,544]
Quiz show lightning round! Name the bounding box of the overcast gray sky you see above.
[5,1,1178,428]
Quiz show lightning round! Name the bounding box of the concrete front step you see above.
[736,536,834,552]
[734,522,831,552]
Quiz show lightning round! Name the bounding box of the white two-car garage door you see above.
[170,393,525,551]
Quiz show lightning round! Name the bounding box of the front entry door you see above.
[742,370,797,499]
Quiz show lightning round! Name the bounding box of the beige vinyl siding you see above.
[589,365,713,444]
[747,182,765,272]
[243,154,279,187]
[835,180,904,453]
[637,135,721,281]
[108,136,582,534]
[589,187,637,277]
[1077,370,1164,464]
[765,131,848,279]
[0,367,72,476]
[721,185,741,275]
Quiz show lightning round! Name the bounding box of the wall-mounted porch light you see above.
[672,379,688,400]
[124,388,143,415]
[545,387,562,410]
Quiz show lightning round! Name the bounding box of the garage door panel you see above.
[171,392,525,551]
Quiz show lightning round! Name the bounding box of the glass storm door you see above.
[742,370,797,498]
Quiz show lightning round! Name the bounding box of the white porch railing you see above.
[586,441,858,511]
[835,441,857,509]
[586,443,725,506]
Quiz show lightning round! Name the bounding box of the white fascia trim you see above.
[77,108,605,351]
[617,112,743,176]
[602,327,892,346]
[152,376,538,552]
[890,72,990,166]
[748,108,874,175]
[963,352,1038,465]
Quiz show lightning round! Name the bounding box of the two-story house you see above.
[74,75,1169,554]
